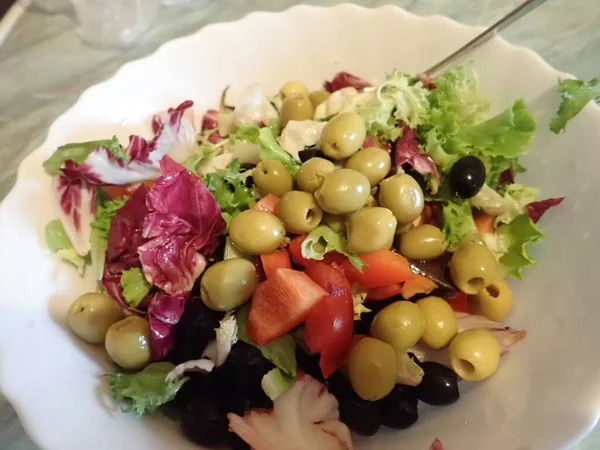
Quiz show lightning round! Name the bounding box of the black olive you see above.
[377,384,419,429]
[296,347,325,382]
[402,164,429,194]
[229,432,251,450]
[327,373,381,436]
[167,298,224,365]
[298,146,328,163]
[448,155,486,198]
[416,362,459,406]
[240,162,256,171]
[180,397,230,447]
[244,175,254,188]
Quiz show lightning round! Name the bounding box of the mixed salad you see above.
[43,67,598,450]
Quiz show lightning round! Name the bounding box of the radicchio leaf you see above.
[526,197,565,224]
[102,185,150,304]
[429,438,446,450]
[148,291,189,361]
[51,176,96,256]
[59,101,196,186]
[201,109,225,143]
[138,156,226,295]
[394,123,440,183]
[324,71,372,93]
[362,134,392,152]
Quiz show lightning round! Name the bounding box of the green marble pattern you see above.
[0,0,598,449]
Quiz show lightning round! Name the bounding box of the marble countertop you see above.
[0,0,598,449]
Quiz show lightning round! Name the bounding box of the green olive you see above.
[280,80,309,99]
[309,90,331,108]
[364,195,378,208]
[320,112,367,160]
[345,147,392,186]
[253,160,293,197]
[314,169,370,214]
[449,329,500,381]
[323,213,346,233]
[449,243,497,295]
[416,296,458,349]
[399,224,446,260]
[66,292,124,344]
[229,210,286,255]
[468,279,513,322]
[347,337,397,401]
[346,207,397,253]
[105,316,151,371]
[280,94,314,128]
[201,258,258,311]
[370,301,425,352]
[378,174,425,225]
[278,191,323,234]
[296,157,336,194]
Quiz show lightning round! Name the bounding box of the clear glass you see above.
[70,0,160,48]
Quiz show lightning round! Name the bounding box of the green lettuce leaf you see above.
[108,362,187,418]
[493,213,544,278]
[236,305,297,376]
[301,225,366,272]
[42,136,123,175]
[202,159,256,224]
[496,183,539,224]
[183,144,216,173]
[261,368,295,401]
[230,124,261,144]
[358,71,430,141]
[442,201,476,251]
[44,220,86,274]
[550,78,600,133]
[258,127,301,177]
[120,268,152,308]
[456,99,536,159]
[92,196,129,241]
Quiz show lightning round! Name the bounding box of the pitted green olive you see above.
[345,147,392,186]
[378,174,425,224]
[320,112,366,160]
[280,80,309,99]
[201,258,258,311]
[105,316,151,371]
[323,213,346,233]
[253,160,293,197]
[348,337,397,401]
[449,243,497,295]
[66,292,124,344]
[278,191,323,234]
[346,207,397,254]
[296,158,336,194]
[399,224,446,260]
[416,296,458,350]
[314,169,370,215]
[370,301,425,352]
[309,90,331,107]
[229,210,286,255]
[449,329,500,381]
[280,94,314,127]
[468,279,513,321]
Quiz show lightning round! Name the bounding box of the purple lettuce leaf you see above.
[148,291,189,361]
[102,184,150,304]
[324,71,372,92]
[394,123,440,183]
[526,197,565,224]
[138,156,226,295]
[51,175,97,256]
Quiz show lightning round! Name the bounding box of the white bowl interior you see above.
[1,4,600,450]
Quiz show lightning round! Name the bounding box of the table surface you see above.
[1,0,599,449]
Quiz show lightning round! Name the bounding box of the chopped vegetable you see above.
[140,157,226,295]
[526,197,565,223]
[474,212,495,235]
[341,249,415,289]
[324,71,372,92]
[301,225,365,272]
[261,368,295,401]
[203,158,256,225]
[252,193,280,215]
[258,127,301,177]
[228,373,353,450]
[400,275,437,299]
[261,250,292,278]
[147,291,188,361]
[120,268,151,308]
[108,362,187,418]
[236,304,297,376]
[213,311,239,366]
[366,283,404,301]
[442,200,476,251]
[44,219,86,274]
[247,268,327,344]
[495,213,545,278]
[550,78,599,133]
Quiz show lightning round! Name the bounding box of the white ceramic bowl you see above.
[1,4,600,450]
